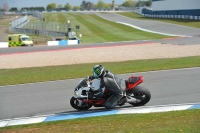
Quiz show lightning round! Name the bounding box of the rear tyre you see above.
[70,96,92,110]
[127,86,151,106]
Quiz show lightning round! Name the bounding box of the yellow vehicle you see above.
[7,34,33,47]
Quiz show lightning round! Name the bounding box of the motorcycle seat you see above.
[127,77,140,84]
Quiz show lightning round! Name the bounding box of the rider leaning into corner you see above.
[88,64,127,109]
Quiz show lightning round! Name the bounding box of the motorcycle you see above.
[70,76,151,110]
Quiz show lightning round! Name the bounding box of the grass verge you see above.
[43,12,168,43]
[117,12,200,28]
[0,109,200,133]
[0,56,200,86]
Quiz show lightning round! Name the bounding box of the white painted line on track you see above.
[116,22,186,37]
[5,117,46,126]
[96,13,189,37]
[0,121,9,128]
[0,102,199,127]
[114,13,199,30]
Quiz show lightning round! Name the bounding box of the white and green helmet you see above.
[92,64,104,78]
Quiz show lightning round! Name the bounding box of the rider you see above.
[88,64,126,109]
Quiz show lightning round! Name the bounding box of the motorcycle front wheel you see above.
[70,96,93,110]
[127,86,151,106]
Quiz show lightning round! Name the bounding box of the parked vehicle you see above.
[7,34,33,47]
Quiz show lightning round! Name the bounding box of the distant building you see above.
[151,0,200,16]
[112,0,115,10]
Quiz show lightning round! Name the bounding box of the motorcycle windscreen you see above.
[75,79,87,91]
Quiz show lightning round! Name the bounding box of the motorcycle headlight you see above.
[75,91,78,96]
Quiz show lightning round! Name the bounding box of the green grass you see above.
[0,16,11,28]
[117,12,200,28]
[43,12,168,43]
[0,56,200,86]
[0,22,9,28]
[0,109,200,133]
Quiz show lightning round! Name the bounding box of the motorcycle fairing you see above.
[78,99,106,106]
[74,86,91,98]
[126,76,143,90]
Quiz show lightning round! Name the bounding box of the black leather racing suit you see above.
[99,70,126,109]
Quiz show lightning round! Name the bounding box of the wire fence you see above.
[32,12,44,20]
[24,21,69,33]
[10,15,29,28]
[9,12,69,38]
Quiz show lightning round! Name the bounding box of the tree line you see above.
[1,0,152,12]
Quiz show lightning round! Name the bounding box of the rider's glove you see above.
[86,76,94,80]
[90,76,95,80]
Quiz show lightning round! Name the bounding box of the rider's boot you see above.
[118,90,127,106]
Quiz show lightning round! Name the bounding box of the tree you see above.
[135,0,151,7]
[122,1,130,7]
[3,2,9,12]
[35,7,45,11]
[73,6,80,10]
[86,1,94,9]
[80,1,94,10]
[9,7,18,12]
[20,6,45,11]
[80,0,87,9]
[95,0,109,9]
[64,3,72,10]
[122,0,136,7]
[39,7,45,11]
[46,3,56,10]
[108,3,113,9]
[57,4,63,9]
[146,0,152,6]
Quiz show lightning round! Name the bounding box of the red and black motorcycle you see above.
[70,76,151,110]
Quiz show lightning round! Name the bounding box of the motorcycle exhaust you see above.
[126,96,141,104]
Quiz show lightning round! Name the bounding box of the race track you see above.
[1,67,200,120]
[0,12,200,122]
[98,13,200,36]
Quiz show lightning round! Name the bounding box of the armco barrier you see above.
[146,14,200,20]
[0,39,80,48]
[47,41,59,46]
[134,10,200,20]
[0,42,8,48]
[58,40,79,45]
[47,40,80,46]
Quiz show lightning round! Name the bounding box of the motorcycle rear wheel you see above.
[127,86,151,106]
[70,96,93,110]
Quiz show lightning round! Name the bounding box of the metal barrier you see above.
[9,12,68,37]
[134,10,200,20]
[0,42,8,48]
[10,15,29,28]
[32,12,44,20]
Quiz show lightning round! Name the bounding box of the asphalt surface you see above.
[98,13,200,36]
[1,36,200,55]
[156,36,200,45]
[0,67,200,120]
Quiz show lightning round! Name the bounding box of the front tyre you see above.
[127,86,151,106]
[70,96,92,110]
